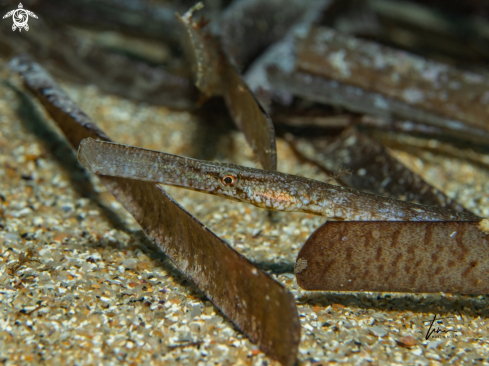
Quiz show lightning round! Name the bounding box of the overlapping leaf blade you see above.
[10,55,300,366]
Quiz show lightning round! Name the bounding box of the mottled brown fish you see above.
[78,138,481,222]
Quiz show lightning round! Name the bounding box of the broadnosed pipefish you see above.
[78,138,481,222]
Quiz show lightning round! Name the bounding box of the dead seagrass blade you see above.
[296,220,489,294]
[296,26,489,141]
[288,126,465,212]
[10,55,300,366]
[1,17,198,110]
[176,3,277,171]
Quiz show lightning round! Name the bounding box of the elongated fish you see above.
[78,138,481,222]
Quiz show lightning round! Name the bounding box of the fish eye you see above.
[220,174,237,187]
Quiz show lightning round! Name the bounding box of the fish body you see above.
[78,138,480,222]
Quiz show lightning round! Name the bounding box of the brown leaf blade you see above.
[222,65,277,170]
[177,4,277,170]
[29,0,183,45]
[290,127,466,211]
[267,66,489,144]
[297,26,489,135]
[0,19,197,110]
[220,0,310,71]
[10,55,300,366]
[296,220,489,294]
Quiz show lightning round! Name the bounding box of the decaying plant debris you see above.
[27,0,187,45]
[6,246,40,276]
[0,19,198,110]
[2,0,489,364]
[296,220,489,294]
[296,26,489,142]
[177,3,277,171]
[220,0,315,71]
[288,126,466,210]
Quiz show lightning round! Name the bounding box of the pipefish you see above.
[78,138,481,222]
